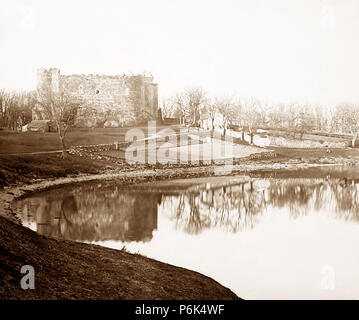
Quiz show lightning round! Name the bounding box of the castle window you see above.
[78,85,83,94]
[95,89,100,94]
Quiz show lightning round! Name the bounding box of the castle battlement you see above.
[36,68,158,127]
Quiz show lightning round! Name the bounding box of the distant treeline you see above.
[162,87,359,137]
[0,89,37,130]
[1,86,359,139]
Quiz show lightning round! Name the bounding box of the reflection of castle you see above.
[126,195,159,242]
[17,187,161,243]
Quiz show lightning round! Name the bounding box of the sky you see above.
[0,0,358,106]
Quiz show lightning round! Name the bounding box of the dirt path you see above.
[3,150,63,156]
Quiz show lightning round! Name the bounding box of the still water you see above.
[15,174,359,299]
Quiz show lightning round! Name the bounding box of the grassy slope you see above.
[0,154,106,188]
[0,125,180,154]
[1,145,359,189]
[0,128,130,154]
[0,215,239,299]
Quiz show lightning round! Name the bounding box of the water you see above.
[15,173,359,299]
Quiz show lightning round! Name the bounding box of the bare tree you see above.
[37,86,81,158]
[0,89,34,130]
[161,97,176,119]
[333,102,359,139]
[0,90,11,129]
[313,104,326,131]
[0,90,19,130]
[173,91,187,125]
[205,98,218,132]
[184,87,206,125]
[16,91,35,128]
[242,97,262,143]
[214,96,236,136]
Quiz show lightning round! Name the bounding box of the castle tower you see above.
[36,67,60,92]
[36,67,49,89]
[50,68,60,92]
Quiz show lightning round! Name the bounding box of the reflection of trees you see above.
[207,183,267,232]
[174,194,211,234]
[17,185,160,243]
[17,177,359,239]
[163,181,268,234]
[329,178,359,221]
[162,178,359,234]
[266,180,318,218]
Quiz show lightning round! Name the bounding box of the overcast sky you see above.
[0,0,358,106]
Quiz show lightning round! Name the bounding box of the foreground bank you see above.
[0,214,241,299]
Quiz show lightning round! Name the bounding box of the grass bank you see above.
[0,125,180,154]
[1,146,358,189]
[0,154,105,188]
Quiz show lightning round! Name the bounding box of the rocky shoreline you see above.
[1,159,345,224]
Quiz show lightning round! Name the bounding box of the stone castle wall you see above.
[35,68,158,127]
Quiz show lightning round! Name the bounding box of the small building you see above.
[26,120,57,132]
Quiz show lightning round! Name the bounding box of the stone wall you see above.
[35,68,159,127]
[268,136,349,148]
[225,129,350,149]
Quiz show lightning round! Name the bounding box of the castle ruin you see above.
[35,68,159,127]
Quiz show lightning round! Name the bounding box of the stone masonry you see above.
[35,68,159,127]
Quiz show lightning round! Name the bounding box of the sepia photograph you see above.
[0,0,359,312]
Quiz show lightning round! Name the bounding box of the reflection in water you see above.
[15,176,359,299]
[18,184,160,242]
[160,178,359,234]
[17,178,359,241]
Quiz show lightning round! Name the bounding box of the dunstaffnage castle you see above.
[34,67,159,127]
